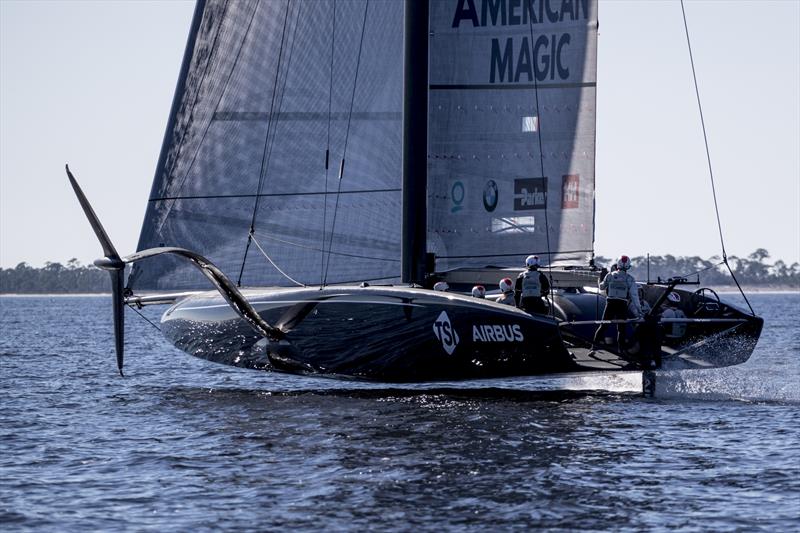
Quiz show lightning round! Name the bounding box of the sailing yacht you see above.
[68,0,762,389]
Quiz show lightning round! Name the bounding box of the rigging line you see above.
[156,0,253,234]
[126,304,162,333]
[255,232,399,263]
[238,0,295,286]
[250,232,305,287]
[527,11,556,319]
[674,259,725,281]
[680,0,727,261]
[255,2,302,207]
[323,0,370,287]
[724,262,755,315]
[242,0,302,277]
[255,0,303,205]
[321,0,337,287]
[680,1,754,316]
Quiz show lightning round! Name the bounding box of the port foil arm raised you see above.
[66,165,283,376]
[123,246,284,341]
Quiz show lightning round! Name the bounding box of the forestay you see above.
[427,0,598,270]
[131,0,404,290]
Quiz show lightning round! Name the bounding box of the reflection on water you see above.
[0,293,798,529]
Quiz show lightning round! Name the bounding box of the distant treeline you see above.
[595,248,799,288]
[1,249,798,293]
[1,259,110,294]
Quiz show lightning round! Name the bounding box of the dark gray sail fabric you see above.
[132,0,598,291]
[132,0,403,290]
[428,0,598,270]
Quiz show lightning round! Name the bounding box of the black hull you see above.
[162,286,579,381]
[160,285,763,382]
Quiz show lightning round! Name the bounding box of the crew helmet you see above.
[525,255,540,269]
[471,285,486,298]
[433,281,449,292]
[499,278,514,293]
[617,255,631,271]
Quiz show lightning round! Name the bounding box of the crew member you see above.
[495,278,516,305]
[593,255,642,346]
[660,292,687,339]
[515,255,550,314]
[471,285,486,299]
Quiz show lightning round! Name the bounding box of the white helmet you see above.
[617,255,631,271]
[471,285,486,298]
[433,281,449,292]
[525,255,540,268]
[499,277,513,293]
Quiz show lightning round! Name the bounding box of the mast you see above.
[401,0,429,285]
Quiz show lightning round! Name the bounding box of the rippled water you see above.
[1,293,798,530]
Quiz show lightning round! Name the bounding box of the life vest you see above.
[521,270,542,298]
[606,273,629,300]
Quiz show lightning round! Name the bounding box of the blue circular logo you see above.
[451,181,465,213]
[483,180,498,212]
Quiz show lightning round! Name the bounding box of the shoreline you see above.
[2,286,798,298]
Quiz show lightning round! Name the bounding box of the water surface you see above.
[1,293,798,530]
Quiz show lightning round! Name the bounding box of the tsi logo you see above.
[472,324,524,342]
[433,310,460,355]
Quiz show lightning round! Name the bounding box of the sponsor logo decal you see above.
[483,180,498,212]
[491,216,535,234]
[433,310,460,355]
[450,181,465,213]
[522,116,538,133]
[472,324,524,343]
[513,178,547,210]
[561,174,579,209]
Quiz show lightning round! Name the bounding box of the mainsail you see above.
[428,0,598,270]
[131,0,598,291]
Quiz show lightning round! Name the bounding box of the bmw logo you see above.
[483,180,498,212]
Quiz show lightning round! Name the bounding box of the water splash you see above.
[560,372,642,393]
[655,367,800,403]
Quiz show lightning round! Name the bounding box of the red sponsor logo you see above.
[562,174,580,209]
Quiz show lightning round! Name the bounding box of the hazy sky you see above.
[1,0,798,269]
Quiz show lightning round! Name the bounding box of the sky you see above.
[1,0,798,269]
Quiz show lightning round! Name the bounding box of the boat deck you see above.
[569,346,637,371]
